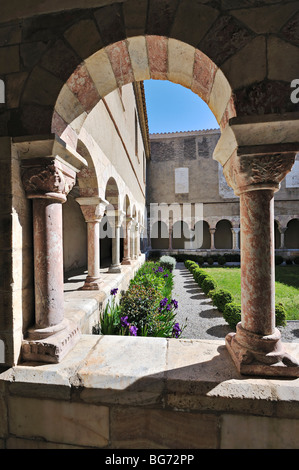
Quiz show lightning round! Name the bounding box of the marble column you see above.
[130,219,136,260]
[122,216,133,265]
[77,197,107,290]
[135,222,140,258]
[223,151,299,377]
[21,157,81,363]
[108,210,125,273]
[279,227,287,249]
[231,227,240,250]
[209,228,216,250]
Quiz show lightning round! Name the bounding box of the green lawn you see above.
[203,266,299,320]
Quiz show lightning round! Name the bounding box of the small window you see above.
[175,168,189,194]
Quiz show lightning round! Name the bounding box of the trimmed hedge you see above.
[184,259,287,330]
[201,276,217,295]
[211,288,234,312]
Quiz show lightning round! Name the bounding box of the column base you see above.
[121,258,132,265]
[80,276,103,290]
[108,264,122,273]
[226,322,299,378]
[22,319,81,364]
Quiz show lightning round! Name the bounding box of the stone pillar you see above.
[231,227,240,250]
[168,220,173,251]
[223,151,299,377]
[135,222,140,258]
[108,210,125,273]
[77,197,107,290]
[122,216,133,265]
[21,157,81,363]
[131,219,136,260]
[209,228,216,250]
[279,227,287,249]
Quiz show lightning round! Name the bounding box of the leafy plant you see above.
[159,255,176,272]
[223,302,241,329]
[201,276,217,295]
[99,288,122,335]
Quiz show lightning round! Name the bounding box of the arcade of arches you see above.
[1,0,299,450]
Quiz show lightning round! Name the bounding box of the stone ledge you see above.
[1,335,299,418]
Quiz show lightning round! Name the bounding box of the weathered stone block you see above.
[167,39,195,89]
[221,414,299,449]
[6,72,28,109]
[0,45,19,74]
[110,407,218,448]
[85,48,117,99]
[94,4,126,46]
[123,0,148,36]
[127,36,150,82]
[8,396,109,447]
[171,1,219,47]
[64,19,103,60]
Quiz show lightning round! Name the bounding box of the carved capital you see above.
[76,197,108,223]
[223,151,296,196]
[22,157,76,202]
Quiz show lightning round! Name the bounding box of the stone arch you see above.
[285,218,299,249]
[215,219,233,250]
[195,220,211,250]
[47,35,236,164]
[105,176,119,211]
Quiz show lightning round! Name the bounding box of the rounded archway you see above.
[48,36,236,160]
[215,220,233,249]
[285,219,299,249]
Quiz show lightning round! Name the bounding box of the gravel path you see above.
[172,262,299,343]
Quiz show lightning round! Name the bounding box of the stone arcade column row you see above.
[76,197,108,290]
[21,155,82,363]
[223,151,299,377]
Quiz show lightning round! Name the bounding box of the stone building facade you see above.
[147,129,299,257]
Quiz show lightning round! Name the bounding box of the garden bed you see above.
[94,257,185,338]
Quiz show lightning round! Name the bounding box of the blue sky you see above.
[143,80,219,134]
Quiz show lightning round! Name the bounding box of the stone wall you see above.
[1,336,299,449]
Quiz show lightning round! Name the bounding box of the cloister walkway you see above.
[172,263,299,344]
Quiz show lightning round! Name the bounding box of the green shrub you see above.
[201,276,217,295]
[217,256,226,266]
[120,284,162,335]
[197,256,205,265]
[193,268,206,285]
[294,257,299,265]
[160,255,176,272]
[223,302,241,329]
[275,303,287,327]
[286,258,293,265]
[211,288,234,312]
[223,302,287,329]
[207,257,214,266]
[195,271,210,287]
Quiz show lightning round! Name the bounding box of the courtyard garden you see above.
[184,259,299,330]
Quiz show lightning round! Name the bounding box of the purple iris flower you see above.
[121,316,129,327]
[171,299,178,309]
[110,288,118,296]
[172,322,182,338]
[129,325,138,336]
